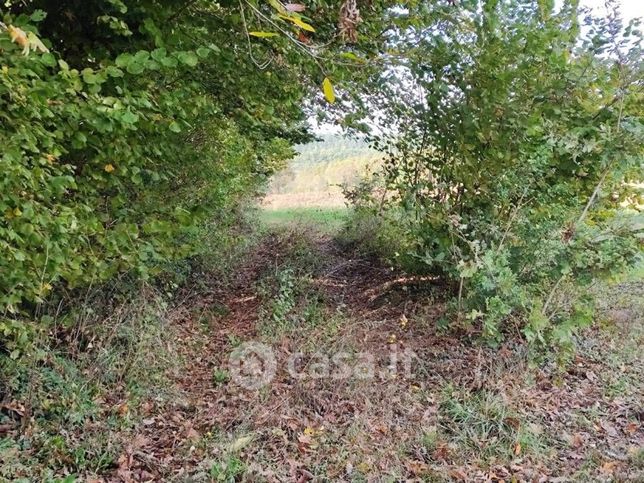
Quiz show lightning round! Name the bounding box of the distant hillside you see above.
[290,134,381,167]
[267,135,382,200]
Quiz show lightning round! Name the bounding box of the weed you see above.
[209,456,246,481]
[420,429,440,453]
[269,268,297,331]
[213,368,230,386]
[437,385,543,463]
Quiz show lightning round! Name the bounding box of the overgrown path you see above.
[115,227,643,482]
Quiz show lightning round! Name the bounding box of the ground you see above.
[110,217,644,482]
[2,213,642,482]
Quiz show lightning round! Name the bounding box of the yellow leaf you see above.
[13,207,22,217]
[229,435,253,452]
[7,25,28,49]
[303,426,315,435]
[249,31,280,38]
[104,164,115,173]
[278,14,315,32]
[322,77,335,104]
[6,26,48,55]
[26,32,49,53]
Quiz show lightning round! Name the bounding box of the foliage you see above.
[0,285,177,481]
[347,0,643,353]
[0,0,355,352]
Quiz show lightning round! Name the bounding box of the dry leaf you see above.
[571,432,584,448]
[229,434,253,452]
[285,3,306,11]
[600,461,618,473]
[7,25,28,49]
[624,422,638,435]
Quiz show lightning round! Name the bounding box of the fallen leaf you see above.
[229,434,253,452]
[624,422,638,435]
[600,461,618,474]
[285,3,306,12]
[448,468,467,480]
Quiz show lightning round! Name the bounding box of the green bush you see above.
[0,1,313,353]
[348,0,643,353]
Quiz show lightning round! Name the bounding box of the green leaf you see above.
[322,77,335,104]
[177,51,199,67]
[196,47,211,58]
[106,65,124,77]
[30,10,47,22]
[151,47,168,61]
[169,121,182,133]
[41,52,56,67]
[268,0,286,14]
[115,53,133,68]
[126,61,145,75]
[121,111,139,124]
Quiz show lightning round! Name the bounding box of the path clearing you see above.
[114,226,643,482]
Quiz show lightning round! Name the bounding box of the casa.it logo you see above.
[228,342,277,390]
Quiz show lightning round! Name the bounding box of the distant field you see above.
[261,190,347,209]
[264,134,380,202]
[260,135,378,233]
[259,206,349,233]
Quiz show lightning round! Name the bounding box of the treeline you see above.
[291,134,380,166]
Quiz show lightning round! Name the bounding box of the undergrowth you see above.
[0,284,179,481]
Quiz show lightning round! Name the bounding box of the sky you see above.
[580,0,643,22]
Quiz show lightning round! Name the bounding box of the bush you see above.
[0,1,310,354]
[348,0,643,354]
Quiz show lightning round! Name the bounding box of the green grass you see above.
[260,207,349,233]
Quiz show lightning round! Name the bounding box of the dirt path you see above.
[113,229,643,482]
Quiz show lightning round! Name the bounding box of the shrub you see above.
[0,1,311,353]
[348,0,643,353]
